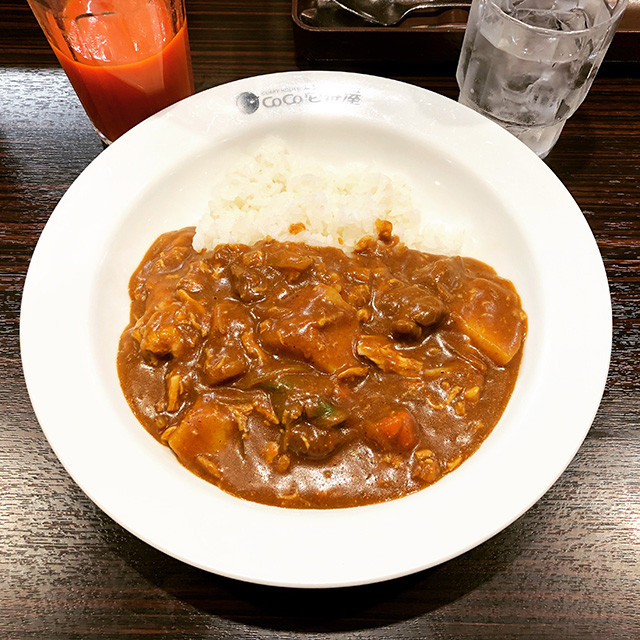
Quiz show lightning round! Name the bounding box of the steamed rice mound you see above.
[193,138,459,253]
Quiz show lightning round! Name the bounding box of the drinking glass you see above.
[456,0,627,158]
[27,0,195,144]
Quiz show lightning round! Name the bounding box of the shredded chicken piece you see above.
[356,335,423,376]
[454,401,466,416]
[229,404,254,434]
[196,454,222,479]
[176,288,207,318]
[251,392,279,424]
[276,454,291,473]
[465,385,481,401]
[445,385,463,405]
[241,331,268,364]
[337,366,369,380]
[166,373,188,412]
[412,454,439,483]
[262,441,280,464]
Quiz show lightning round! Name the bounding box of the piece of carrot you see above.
[368,409,418,452]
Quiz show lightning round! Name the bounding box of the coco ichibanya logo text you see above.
[236,90,362,114]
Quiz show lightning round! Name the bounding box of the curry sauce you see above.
[118,222,527,508]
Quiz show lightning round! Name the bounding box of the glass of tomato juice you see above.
[27,0,195,144]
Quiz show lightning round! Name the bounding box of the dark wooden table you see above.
[2,1,639,638]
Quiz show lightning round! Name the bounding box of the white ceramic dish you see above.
[20,71,611,588]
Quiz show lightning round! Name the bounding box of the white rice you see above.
[193,138,462,254]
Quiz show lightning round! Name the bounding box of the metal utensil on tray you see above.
[331,0,471,26]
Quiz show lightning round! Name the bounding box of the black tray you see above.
[293,0,640,64]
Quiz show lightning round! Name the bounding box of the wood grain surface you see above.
[1,1,639,638]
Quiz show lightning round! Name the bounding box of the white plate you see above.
[20,71,611,588]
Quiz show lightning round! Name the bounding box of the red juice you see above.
[43,0,194,142]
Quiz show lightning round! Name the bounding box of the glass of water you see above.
[456,0,627,158]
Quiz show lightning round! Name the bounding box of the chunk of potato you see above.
[167,398,234,465]
[258,284,361,374]
[451,277,526,366]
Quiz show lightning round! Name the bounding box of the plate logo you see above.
[236,92,260,114]
[235,88,362,114]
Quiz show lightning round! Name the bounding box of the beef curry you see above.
[118,221,527,508]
